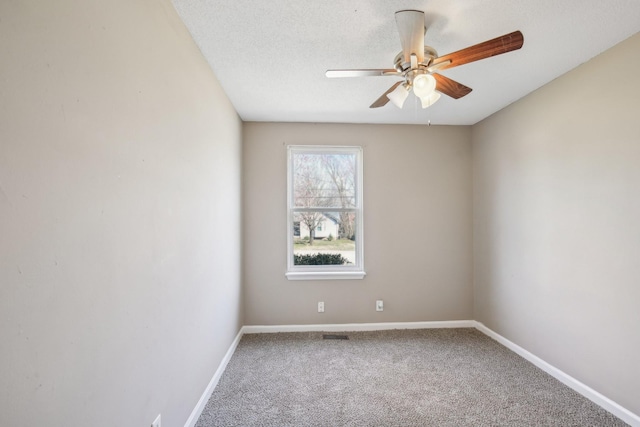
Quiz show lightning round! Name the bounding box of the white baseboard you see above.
[473,321,640,427]
[186,320,639,427]
[183,328,244,427]
[243,320,475,334]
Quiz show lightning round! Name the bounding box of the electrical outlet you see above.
[376,300,384,311]
[318,301,325,313]
[151,414,161,427]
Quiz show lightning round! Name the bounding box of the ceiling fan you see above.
[326,10,524,109]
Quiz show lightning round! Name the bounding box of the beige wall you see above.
[0,1,242,426]
[243,123,473,325]
[472,33,640,415]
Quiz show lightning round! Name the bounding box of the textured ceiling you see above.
[171,0,640,125]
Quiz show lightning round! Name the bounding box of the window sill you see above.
[286,271,366,281]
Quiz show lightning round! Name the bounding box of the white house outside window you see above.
[286,145,365,280]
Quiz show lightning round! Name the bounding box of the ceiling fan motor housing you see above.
[394,46,438,74]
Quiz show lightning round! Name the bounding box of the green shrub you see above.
[303,236,310,241]
[327,233,334,241]
[293,253,349,265]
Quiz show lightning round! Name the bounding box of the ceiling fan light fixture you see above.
[386,83,410,108]
[419,91,441,108]
[412,74,436,98]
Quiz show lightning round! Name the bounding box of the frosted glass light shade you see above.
[412,74,436,98]
[386,84,410,108]
[419,91,441,108]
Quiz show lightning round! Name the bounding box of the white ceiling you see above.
[171,0,640,125]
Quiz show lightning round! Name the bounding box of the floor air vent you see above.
[323,334,349,340]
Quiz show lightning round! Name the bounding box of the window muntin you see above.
[286,146,364,280]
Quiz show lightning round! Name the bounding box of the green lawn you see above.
[293,238,355,251]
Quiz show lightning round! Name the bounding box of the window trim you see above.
[286,145,365,280]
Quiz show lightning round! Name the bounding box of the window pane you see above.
[287,145,363,279]
[292,152,356,208]
[292,211,356,266]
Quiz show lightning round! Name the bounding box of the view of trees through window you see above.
[291,150,358,266]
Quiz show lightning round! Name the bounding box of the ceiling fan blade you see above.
[433,74,472,99]
[370,81,403,108]
[395,10,425,63]
[326,69,400,78]
[432,30,524,70]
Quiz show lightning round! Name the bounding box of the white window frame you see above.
[286,145,365,280]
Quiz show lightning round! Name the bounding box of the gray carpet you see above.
[196,328,626,426]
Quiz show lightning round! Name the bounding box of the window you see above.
[286,145,365,280]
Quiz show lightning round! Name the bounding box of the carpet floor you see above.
[195,328,627,426]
